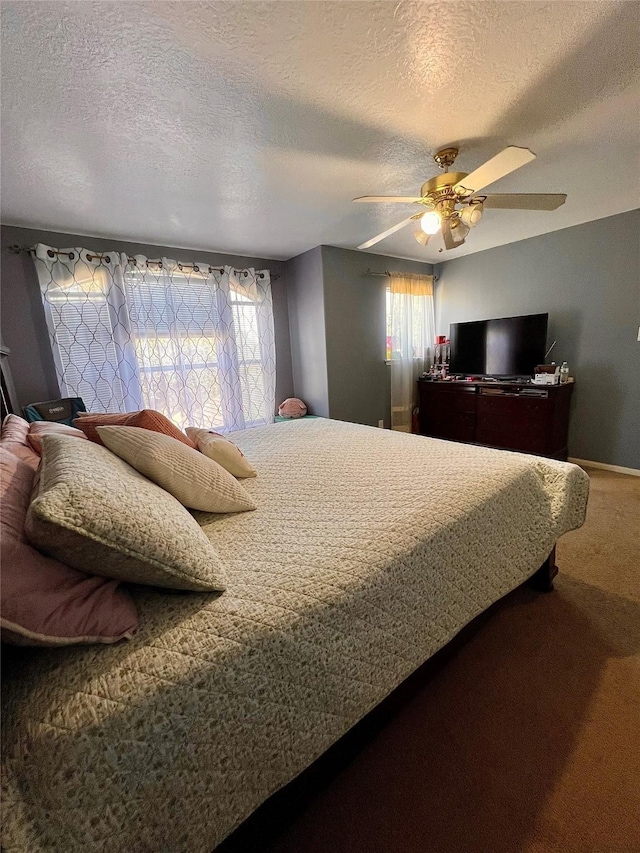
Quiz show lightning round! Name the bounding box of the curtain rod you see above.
[365,267,438,282]
[8,245,280,280]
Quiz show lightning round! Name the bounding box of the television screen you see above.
[449,313,548,377]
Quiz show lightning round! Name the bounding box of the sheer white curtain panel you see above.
[388,272,435,432]
[33,245,143,413]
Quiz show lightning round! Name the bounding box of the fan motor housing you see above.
[420,171,468,199]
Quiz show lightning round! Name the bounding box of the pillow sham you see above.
[1,414,39,470]
[1,448,138,646]
[74,409,196,448]
[185,427,257,479]
[72,411,132,442]
[27,421,88,455]
[97,426,257,513]
[26,434,228,592]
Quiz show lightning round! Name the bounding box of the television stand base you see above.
[417,379,574,459]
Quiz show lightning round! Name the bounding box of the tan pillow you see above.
[26,434,227,592]
[97,426,257,513]
[185,427,257,479]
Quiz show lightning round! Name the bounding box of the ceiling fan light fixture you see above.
[353,144,566,252]
[460,198,484,228]
[420,210,441,235]
[443,215,470,250]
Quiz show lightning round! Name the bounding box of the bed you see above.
[1,418,589,853]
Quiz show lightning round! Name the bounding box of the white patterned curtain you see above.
[388,273,435,432]
[33,245,143,413]
[33,245,276,432]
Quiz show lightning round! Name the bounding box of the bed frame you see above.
[217,548,558,852]
[527,547,558,592]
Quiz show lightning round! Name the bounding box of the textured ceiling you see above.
[1,1,639,263]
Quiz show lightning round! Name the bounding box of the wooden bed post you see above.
[528,546,558,592]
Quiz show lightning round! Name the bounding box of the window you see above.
[385,284,435,362]
[386,287,392,361]
[125,268,226,431]
[34,246,276,432]
[386,273,435,431]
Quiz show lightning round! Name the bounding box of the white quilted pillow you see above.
[97,426,257,513]
[185,427,257,479]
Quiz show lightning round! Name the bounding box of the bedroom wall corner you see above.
[284,246,330,418]
[284,245,434,428]
[321,246,434,429]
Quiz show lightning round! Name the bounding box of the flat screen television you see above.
[449,312,548,378]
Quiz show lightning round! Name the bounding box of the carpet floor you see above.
[261,467,640,853]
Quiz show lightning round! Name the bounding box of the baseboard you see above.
[568,457,640,477]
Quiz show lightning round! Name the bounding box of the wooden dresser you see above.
[417,379,574,460]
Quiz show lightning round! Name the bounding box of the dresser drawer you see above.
[477,394,548,426]
[420,384,477,414]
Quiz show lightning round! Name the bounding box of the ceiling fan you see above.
[354,146,566,251]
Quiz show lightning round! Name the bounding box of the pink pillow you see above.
[27,421,88,455]
[0,448,138,646]
[0,414,40,470]
[278,398,308,418]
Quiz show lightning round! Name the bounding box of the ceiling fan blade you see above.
[353,196,425,203]
[357,214,418,250]
[481,193,567,210]
[454,146,536,196]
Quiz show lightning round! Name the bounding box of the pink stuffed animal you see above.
[278,398,307,418]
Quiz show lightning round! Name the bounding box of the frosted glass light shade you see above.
[420,211,441,234]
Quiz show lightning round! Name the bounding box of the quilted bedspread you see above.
[1,419,589,853]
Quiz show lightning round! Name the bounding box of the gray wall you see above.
[322,246,433,428]
[286,246,329,418]
[0,224,294,410]
[435,210,640,469]
[286,244,433,427]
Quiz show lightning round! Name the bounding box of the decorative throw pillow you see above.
[1,448,138,646]
[27,421,88,455]
[278,397,308,418]
[26,434,228,591]
[185,427,257,479]
[74,409,196,449]
[72,411,132,441]
[1,414,40,470]
[97,426,257,513]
